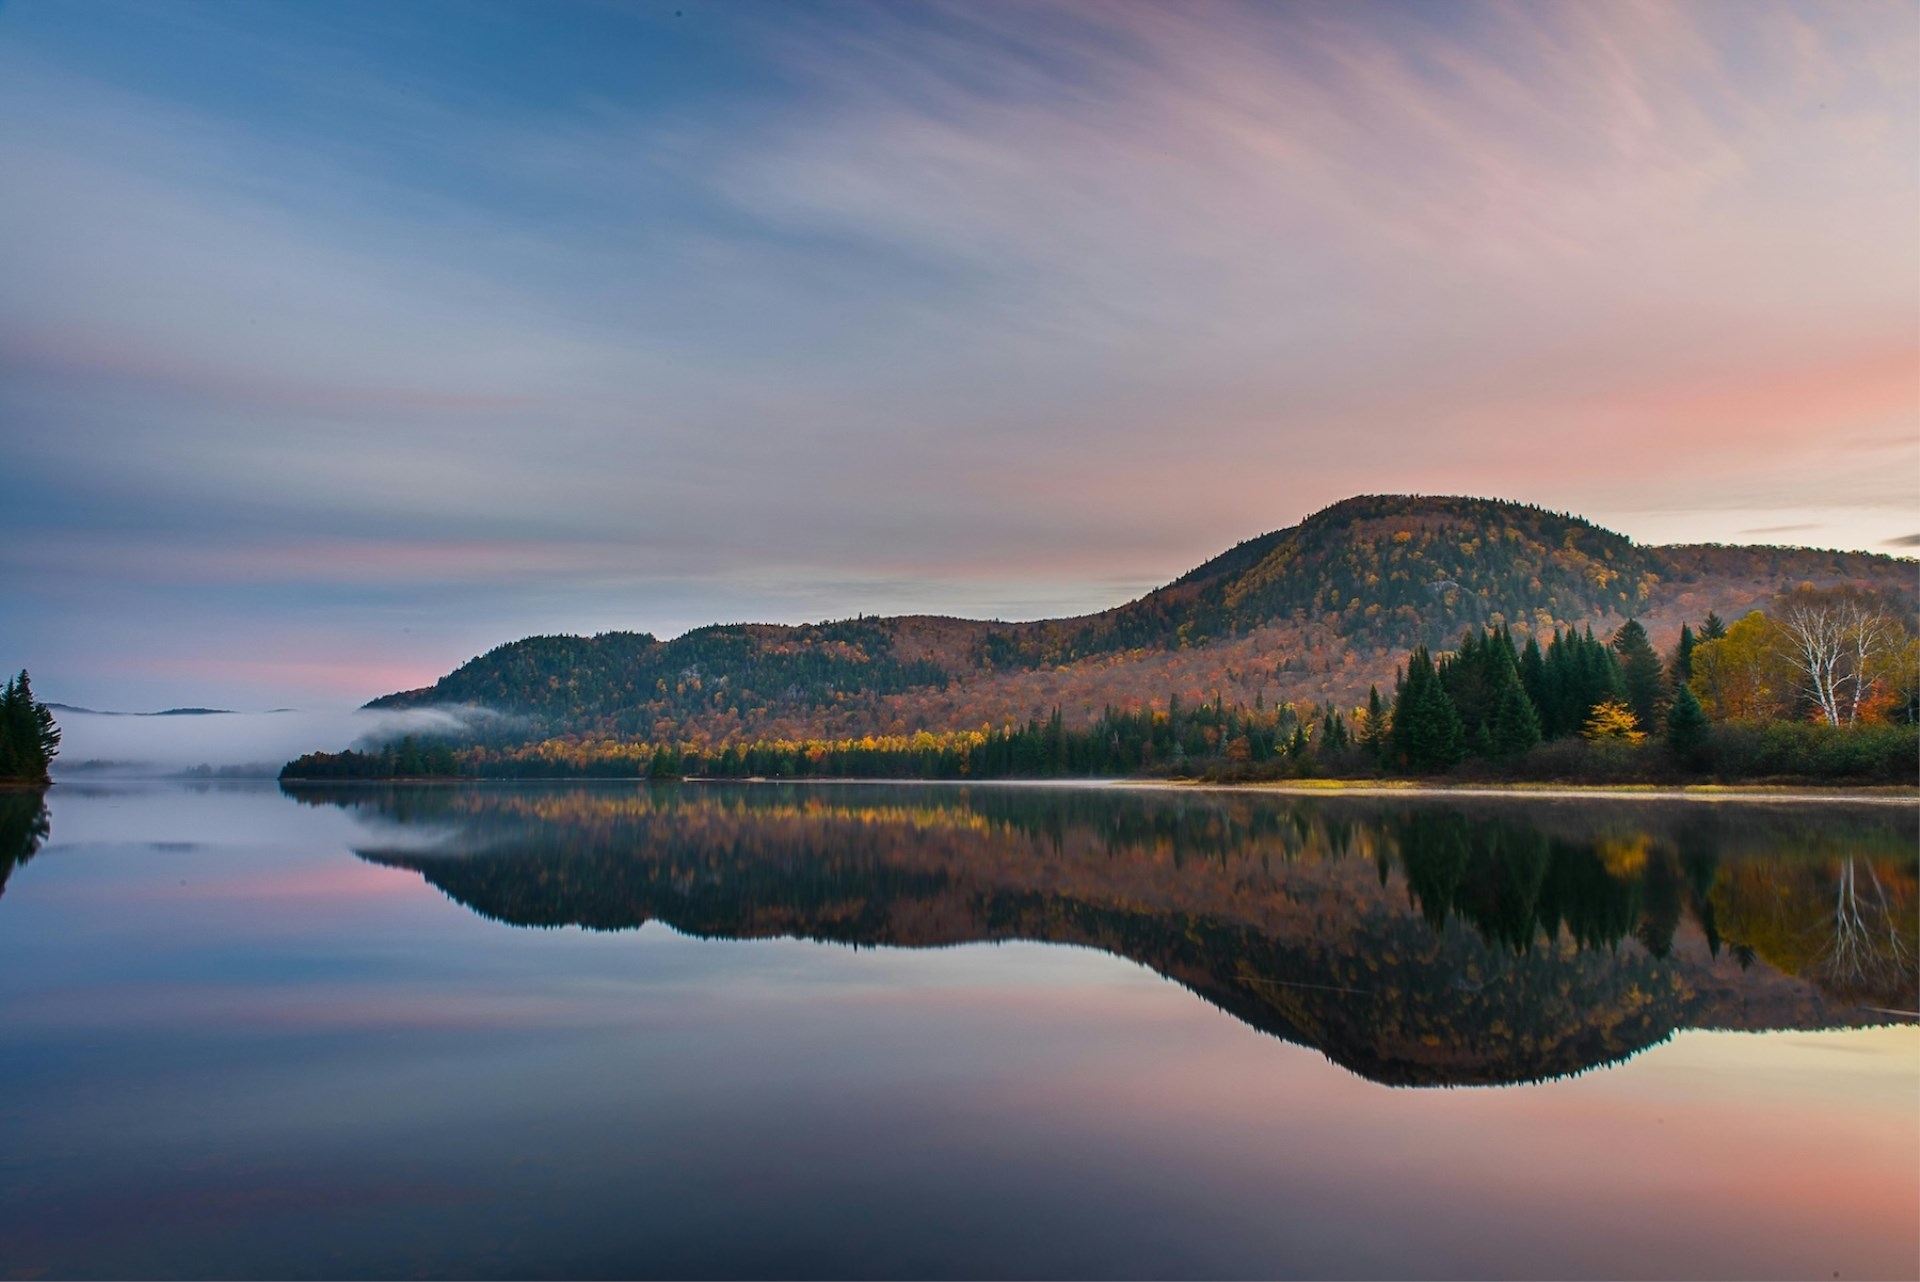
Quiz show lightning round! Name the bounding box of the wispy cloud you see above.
[1,0,1913,706]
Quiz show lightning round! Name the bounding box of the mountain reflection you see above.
[286,783,1919,1087]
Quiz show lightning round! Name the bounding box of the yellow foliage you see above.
[1582,699,1645,743]
[1688,611,1792,721]
[1596,835,1650,878]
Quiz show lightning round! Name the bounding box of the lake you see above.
[0,781,1914,1280]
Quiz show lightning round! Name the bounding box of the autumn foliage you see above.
[291,498,1916,785]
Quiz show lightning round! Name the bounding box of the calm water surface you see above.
[0,781,1914,1280]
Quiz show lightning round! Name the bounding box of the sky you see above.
[3,0,1916,711]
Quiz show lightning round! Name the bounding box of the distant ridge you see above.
[369,494,1915,746]
[47,704,238,717]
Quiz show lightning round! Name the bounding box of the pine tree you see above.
[1490,667,1542,759]
[0,679,17,781]
[1537,630,1569,738]
[1611,619,1667,732]
[0,671,59,784]
[1701,611,1726,641]
[1360,684,1390,762]
[1322,710,1349,752]
[1664,683,1710,766]
[1391,647,1464,772]
[1668,622,1696,687]
[1518,635,1547,726]
[1541,627,1625,738]
[1438,626,1520,753]
[33,698,57,775]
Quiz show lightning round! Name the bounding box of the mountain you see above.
[368,494,1914,745]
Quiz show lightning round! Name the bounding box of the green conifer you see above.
[1324,710,1349,752]
[0,671,58,784]
[0,680,16,782]
[1668,622,1696,686]
[1391,647,1464,772]
[1665,683,1710,767]
[1360,684,1390,761]
[1490,668,1542,759]
[1611,619,1667,731]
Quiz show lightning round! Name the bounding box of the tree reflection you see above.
[1820,857,1913,1007]
[0,790,50,901]
[1710,853,1919,1011]
[289,782,1919,1084]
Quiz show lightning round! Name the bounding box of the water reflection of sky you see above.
[0,783,1913,1280]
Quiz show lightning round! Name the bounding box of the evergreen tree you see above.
[1438,626,1520,753]
[0,671,59,785]
[1391,647,1464,772]
[1701,611,1726,641]
[1490,667,1542,759]
[1537,626,1626,740]
[1537,630,1570,737]
[649,745,681,779]
[1611,619,1667,732]
[1321,710,1349,752]
[1664,683,1710,766]
[0,685,15,782]
[1668,622,1696,687]
[1360,684,1390,762]
[1518,636,1547,726]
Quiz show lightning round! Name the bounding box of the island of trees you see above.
[283,584,1917,787]
[0,671,60,786]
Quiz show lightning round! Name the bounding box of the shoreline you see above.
[1108,778,1919,805]
[269,773,1920,806]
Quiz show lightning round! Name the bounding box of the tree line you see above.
[1336,584,1915,781]
[282,735,461,781]
[281,585,1917,786]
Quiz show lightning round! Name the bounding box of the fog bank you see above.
[50,706,502,777]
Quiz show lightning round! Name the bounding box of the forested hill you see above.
[1044,494,1665,656]
[367,620,951,738]
[368,495,1914,744]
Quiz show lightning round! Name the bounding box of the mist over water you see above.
[49,705,503,776]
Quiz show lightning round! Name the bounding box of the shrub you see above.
[1700,721,1917,783]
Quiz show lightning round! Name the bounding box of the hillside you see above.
[1045,493,1665,656]
[369,495,1914,745]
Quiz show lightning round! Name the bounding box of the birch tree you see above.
[1771,586,1913,727]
